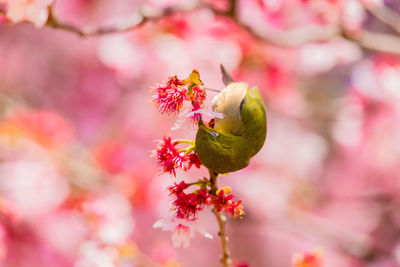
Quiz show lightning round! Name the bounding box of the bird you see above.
[195,65,267,174]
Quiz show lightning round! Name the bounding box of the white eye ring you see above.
[209,131,219,138]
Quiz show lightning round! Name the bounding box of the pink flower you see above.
[152,76,188,115]
[185,105,224,125]
[187,101,202,123]
[225,199,244,217]
[169,183,209,220]
[152,137,202,176]
[171,224,191,248]
[153,217,212,248]
[187,152,202,169]
[152,137,186,177]
[0,0,53,27]
[188,86,206,106]
[341,0,366,33]
[211,191,244,217]
[168,181,189,195]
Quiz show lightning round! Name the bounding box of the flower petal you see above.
[185,108,224,119]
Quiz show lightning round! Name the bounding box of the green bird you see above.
[195,66,267,174]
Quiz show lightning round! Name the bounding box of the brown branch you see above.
[227,0,237,18]
[44,0,339,45]
[209,170,231,267]
[2,0,399,55]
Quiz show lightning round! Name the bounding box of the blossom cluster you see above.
[4,0,400,264]
[152,136,200,177]
[152,69,207,122]
[151,70,244,248]
[168,181,244,220]
[168,181,208,220]
[212,189,244,217]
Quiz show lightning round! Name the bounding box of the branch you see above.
[364,3,400,35]
[239,17,400,55]
[210,0,339,45]
[45,4,196,37]
[236,21,340,46]
[227,0,237,18]
[4,0,400,55]
[349,29,400,54]
[210,0,400,55]
[209,170,231,267]
[44,0,339,45]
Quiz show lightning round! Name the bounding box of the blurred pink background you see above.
[1,0,400,266]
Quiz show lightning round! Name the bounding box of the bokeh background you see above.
[1,0,400,266]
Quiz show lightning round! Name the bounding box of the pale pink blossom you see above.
[299,39,362,75]
[340,0,366,32]
[0,159,69,220]
[1,0,54,27]
[153,217,212,248]
[171,108,223,130]
[75,240,119,267]
[83,193,135,245]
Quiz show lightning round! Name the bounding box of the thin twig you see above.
[209,170,231,267]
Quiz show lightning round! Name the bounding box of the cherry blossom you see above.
[152,76,188,115]
[152,136,186,177]
[169,187,209,220]
[153,217,212,248]
[211,190,244,217]
[151,69,246,256]
[2,0,400,265]
[186,152,202,169]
